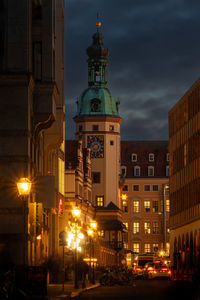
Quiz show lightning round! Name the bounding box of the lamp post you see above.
[88,221,97,284]
[17,178,32,268]
[72,206,81,289]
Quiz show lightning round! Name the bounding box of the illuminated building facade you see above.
[120,141,169,259]
[169,78,200,278]
[0,0,65,267]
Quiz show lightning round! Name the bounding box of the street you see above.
[79,280,197,300]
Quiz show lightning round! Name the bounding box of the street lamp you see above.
[17,178,32,267]
[88,220,97,284]
[72,206,81,289]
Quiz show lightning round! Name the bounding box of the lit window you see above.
[166,166,169,177]
[133,243,140,254]
[58,158,65,195]
[134,166,140,176]
[122,184,129,192]
[153,222,159,234]
[152,200,158,213]
[144,201,150,212]
[144,243,151,253]
[133,222,140,234]
[144,222,151,234]
[166,153,169,162]
[133,200,140,213]
[166,199,170,212]
[121,167,126,176]
[144,185,150,192]
[96,196,104,207]
[132,153,137,162]
[149,153,154,162]
[152,185,159,191]
[98,230,105,237]
[133,185,139,191]
[122,200,128,212]
[148,166,154,176]
[109,125,114,131]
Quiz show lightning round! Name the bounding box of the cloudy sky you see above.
[65,0,200,141]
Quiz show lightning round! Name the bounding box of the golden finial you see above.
[95,12,101,30]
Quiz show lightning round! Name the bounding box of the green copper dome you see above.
[75,25,120,118]
[76,86,120,116]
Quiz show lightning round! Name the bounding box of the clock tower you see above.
[74,21,122,208]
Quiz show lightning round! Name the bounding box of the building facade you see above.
[0,0,65,267]
[169,78,200,278]
[120,141,169,261]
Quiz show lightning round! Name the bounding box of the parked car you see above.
[143,262,171,280]
[133,266,144,279]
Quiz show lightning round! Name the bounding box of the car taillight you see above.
[147,267,155,272]
[161,267,168,271]
[136,267,142,271]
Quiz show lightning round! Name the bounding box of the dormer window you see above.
[148,166,154,176]
[166,153,170,162]
[149,153,154,162]
[131,153,137,162]
[90,98,101,112]
[134,166,140,176]
[121,166,126,176]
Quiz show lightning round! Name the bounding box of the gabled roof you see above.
[96,201,119,211]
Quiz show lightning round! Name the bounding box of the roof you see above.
[99,219,126,231]
[121,140,169,178]
[96,201,120,211]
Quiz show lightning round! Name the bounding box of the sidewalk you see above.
[47,281,100,300]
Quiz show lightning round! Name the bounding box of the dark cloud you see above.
[65,0,200,140]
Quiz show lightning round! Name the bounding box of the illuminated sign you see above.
[59,198,63,214]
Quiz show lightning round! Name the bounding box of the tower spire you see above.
[96,12,101,32]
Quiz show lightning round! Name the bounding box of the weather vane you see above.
[96,12,101,31]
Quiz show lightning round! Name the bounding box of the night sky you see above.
[65,0,200,141]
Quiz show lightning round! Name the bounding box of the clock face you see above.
[87,135,104,158]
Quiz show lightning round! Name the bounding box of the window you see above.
[96,196,104,207]
[152,185,159,191]
[110,140,114,146]
[166,166,169,176]
[133,243,140,254]
[92,125,99,131]
[121,167,126,176]
[98,230,105,237]
[153,222,159,234]
[79,125,83,132]
[133,200,140,213]
[109,125,114,131]
[166,199,170,212]
[166,153,169,162]
[90,99,101,112]
[122,200,128,212]
[149,153,154,162]
[131,153,137,162]
[122,184,129,192]
[144,201,150,212]
[92,172,100,183]
[134,166,140,176]
[148,166,154,176]
[144,243,151,253]
[144,185,150,191]
[152,200,158,213]
[144,222,151,234]
[153,243,159,252]
[133,184,139,191]
[133,222,140,234]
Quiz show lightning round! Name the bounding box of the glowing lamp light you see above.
[90,221,97,230]
[121,194,127,200]
[72,206,81,219]
[78,232,84,239]
[36,234,42,240]
[17,178,32,196]
[87,229,93,236]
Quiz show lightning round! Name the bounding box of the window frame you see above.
[144,222,151,234]
[152,200,159,213]
[152,222,159,234]
[148,166,154,176]
[92,172,101,183]
[133,200,140,213]
[122,200,128,212]
[96,196,104,207]
[144,184,150,192]
[133,222,140,234]
[133,184,140,192]
[144,243,151,253]
[133,242,140,254]
[121,166,126,176]
[144,200,151,213]
[122,184,129,192]
[134,166,140,176]
[149,153,154,162]
[92,124,99,131]
[152,184,159,191]
[131,153,137,162]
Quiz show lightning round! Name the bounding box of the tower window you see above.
[92,125,99,131]
[109,125,114,131]
[92,172,100,183]
[91,99,101,112]
[96,196,104,207]
[110,140,114,145]
[79,125,83,132]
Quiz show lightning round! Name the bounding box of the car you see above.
[143,262,171,280]
[133,266,144,278]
